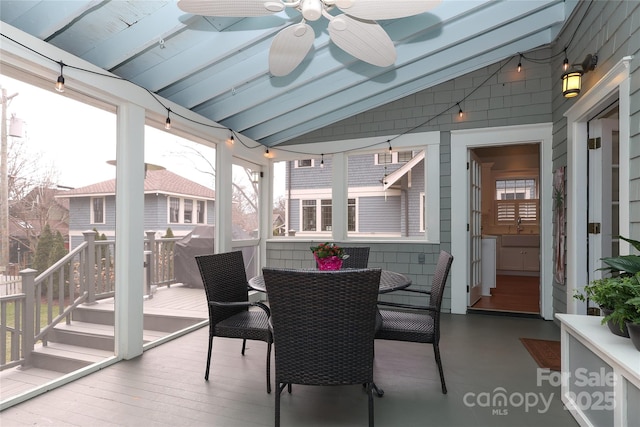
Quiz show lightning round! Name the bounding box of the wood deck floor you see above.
[1,285,209,403]
[1,314,578,427]
[471,275,540,314]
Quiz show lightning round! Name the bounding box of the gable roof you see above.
[56,169,215,200]
[383,150,425,190]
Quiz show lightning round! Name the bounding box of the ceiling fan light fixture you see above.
[300,0,323,21]
[264,1,286,12]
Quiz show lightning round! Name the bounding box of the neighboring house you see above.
[9,186,70,269]
[286,151,425,237]
[272,213,285,236]
[56,170,215,249]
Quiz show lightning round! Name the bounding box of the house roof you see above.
[56,169,215,200]
[383,150,425,190]
[0,1,577,147]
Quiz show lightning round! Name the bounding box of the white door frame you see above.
[564,56,632,315]
[451,123,554,319]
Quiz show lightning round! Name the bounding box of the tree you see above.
[33,223,53,274]
[7,136,65,259]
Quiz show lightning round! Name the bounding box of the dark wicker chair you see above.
[375,250,453,394]
[341,247,370,269]
[195,252,273,393]
[262,267,382,427]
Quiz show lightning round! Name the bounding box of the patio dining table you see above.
[248,269,411,294]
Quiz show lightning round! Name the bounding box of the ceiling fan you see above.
[177,0,442,76]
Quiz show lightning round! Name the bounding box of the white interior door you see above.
[587,118,618,305]
[468,150,482,306]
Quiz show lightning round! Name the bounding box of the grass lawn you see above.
[3,302,56,364]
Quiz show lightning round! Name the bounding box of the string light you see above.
[457,102,463,118]
[227,134,235,144]
[563,48,569,71]
[320,153,324,168]
[164,108,171,130]
[55,61,65,92]
[388,140,392,153]
[3,33,553,159]
[517,54,522,72]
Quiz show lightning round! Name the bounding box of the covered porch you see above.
[1,313,575,426]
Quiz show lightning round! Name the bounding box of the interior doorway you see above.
[468,144,541,315]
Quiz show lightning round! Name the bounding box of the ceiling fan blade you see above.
[269,23,315,76]
[328,15,396,67]
[177,0,285,17]
[335,0,442,20]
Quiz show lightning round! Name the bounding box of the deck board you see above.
[1,314,579,426]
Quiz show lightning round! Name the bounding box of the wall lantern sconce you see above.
[251,171,262,184]
[562,54,598,98]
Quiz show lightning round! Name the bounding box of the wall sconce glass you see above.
[561,54,597,99]
[251,171,261,184]
[561,70,582,98]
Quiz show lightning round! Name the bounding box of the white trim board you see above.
[450,123,553,319]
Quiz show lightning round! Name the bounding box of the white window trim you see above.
[168,196,207,224]
[419,192,426,232]
[273,131,440,242]
[90,197,105,224]
[295,159,315,168]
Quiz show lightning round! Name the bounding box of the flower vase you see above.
[315,255,343,271]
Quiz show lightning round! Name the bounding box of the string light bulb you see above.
[164,108,171,130]
[517,54,522,73]
[562,48,569,71]
[264,148,271,158]
[227,134,235,144]
[320,153,324,168]
[388,140,392,153]
[55,61,65,92]
[457,102,463,118]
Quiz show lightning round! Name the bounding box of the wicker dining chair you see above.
[375,250,454,394]
[195,252,273,393]
[341,247,370,269]
[262,267,382,427]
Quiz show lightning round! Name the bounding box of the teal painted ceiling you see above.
[0,0,576,146]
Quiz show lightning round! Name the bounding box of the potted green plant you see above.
[624,295,640,351]
[574,236,640,338]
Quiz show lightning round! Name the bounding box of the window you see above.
[197,200,205,224]
[296,159,313,168]
[168,197,207,224]
[321,199,332,231]
[302,200,316,231]
[347,198,356,232]
[494,178,539,224]
[91,197,105,224]
[169,197,180,223]
[348,149,425,238]
[184,199,193,223]
[375,150,413,165]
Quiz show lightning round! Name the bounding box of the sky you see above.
[1,74,217,190]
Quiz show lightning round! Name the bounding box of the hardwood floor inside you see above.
[470,275,539,314]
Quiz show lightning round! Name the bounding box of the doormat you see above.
[520,338,561,371]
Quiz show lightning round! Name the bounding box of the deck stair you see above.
[29,286,208,373]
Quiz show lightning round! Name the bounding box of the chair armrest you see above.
[208,300,271,316]
[393,288,431,296]
[377,300,437,313]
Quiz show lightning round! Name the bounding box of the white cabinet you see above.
[556,314,640,427]
[497,235,539,272]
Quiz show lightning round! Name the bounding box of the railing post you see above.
[20,268,37,368]
[146,231,156,288]
[144,250,152,298]
[83,230,97,304]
